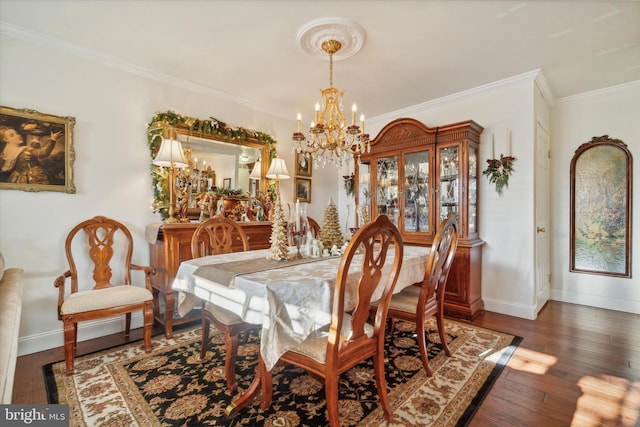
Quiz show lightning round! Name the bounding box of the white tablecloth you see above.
[172,245,429,370]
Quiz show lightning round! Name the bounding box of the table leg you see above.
[224,356,273,417]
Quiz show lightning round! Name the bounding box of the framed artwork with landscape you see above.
[570,135,632,278]
[295,177,311,203]
[0,105,76,193]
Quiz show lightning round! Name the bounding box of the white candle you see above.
[352,103,357,125]
[315,103,320,124]
[507,129,512,156]
[360,114,365,133]
[491,134,495,158]
[295,199,301,229]
[296,113,302,133]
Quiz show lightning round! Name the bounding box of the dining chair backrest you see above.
[330,214,403,357]
[191,216,250,257]
[422,214,458,306]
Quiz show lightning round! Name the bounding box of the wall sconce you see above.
[153,136,187,222]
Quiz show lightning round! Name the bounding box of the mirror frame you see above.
[147,111,277,219]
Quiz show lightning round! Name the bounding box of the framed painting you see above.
[295,177,311,203]
[0,105,76,193]
[570,135,632,278]
[295,151,312,177]
[223,178,231,189]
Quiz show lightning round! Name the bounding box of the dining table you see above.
[171,244,430,415]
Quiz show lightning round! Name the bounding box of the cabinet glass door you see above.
[468,145,478,234]
[404,151,429,232]
[376,156,399,226]
[358,162,371,226]
[439,146,459,223]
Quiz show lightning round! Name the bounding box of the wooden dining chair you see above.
[378,214,458,376]
[54,216,155,375]
[190,216,258,393]
[307,216,321,238]
[258,214,404,426]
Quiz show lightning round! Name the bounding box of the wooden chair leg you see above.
[143,305,153,352]
[200,316,210,362]
[63,320,76,375]
[416,316,433,376]
[125,312,132,336]
[223,330,239,393]
[436,311,451,356]
[325,372,340,426]
[374,351,394,423]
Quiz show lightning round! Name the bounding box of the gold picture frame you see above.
[0,105,76,193]
[295,177,311,203]
[295,151,312,177]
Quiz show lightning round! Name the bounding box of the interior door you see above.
[535,122,551,313]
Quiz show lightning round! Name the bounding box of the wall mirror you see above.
[147,111,276,220]
[570,135,632,278]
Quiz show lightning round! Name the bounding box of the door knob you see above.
[537,227,546,233]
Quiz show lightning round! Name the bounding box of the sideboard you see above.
[146,221,273,338]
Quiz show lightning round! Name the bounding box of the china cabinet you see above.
[147,221,273,337]
[356,118,484,320]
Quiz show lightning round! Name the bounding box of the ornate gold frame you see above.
[0,105,76,193]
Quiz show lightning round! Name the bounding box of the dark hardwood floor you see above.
[12,301,640,426]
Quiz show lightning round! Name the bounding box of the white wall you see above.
[0,34,337,355]
[550,82,640,313]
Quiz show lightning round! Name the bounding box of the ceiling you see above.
[1,1,639,121]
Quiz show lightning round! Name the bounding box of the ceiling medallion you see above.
[297,17,366,61]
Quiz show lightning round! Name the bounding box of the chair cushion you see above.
[204,301,246,326]
[60,285,152,315]
[287,314,374,364]
[387,285,422,314]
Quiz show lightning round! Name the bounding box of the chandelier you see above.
[293,39,369,168]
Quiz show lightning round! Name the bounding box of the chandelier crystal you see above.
[293,39,369,168]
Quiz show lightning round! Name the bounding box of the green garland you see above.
[147,110,277,218]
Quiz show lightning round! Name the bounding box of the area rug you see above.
[44,319,521,426]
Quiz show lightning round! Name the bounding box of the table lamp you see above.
[153,136,188,223]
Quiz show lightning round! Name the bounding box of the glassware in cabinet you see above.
[403,150,430,233]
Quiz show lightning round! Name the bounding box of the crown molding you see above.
[555,79,640,104]
[372,70,543,123]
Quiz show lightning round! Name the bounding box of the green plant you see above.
[482,154,516,196]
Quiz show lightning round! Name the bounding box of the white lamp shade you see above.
[266,158,290,180]
[249,160,262,179]
[153,138,188,168]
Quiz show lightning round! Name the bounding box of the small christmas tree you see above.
[268,194,289,260]
[320,198,344,249]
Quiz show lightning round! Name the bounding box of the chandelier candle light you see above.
[293,39,370,168]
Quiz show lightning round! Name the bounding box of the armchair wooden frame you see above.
[54,216,155,375]
[191,216,257,393]
[257,214,404,426]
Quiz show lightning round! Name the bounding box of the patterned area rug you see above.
[44,319,520,426]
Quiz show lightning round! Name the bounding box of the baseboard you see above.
[550,290,640,315]
[482,297,537,320]
[17,312,147,357]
